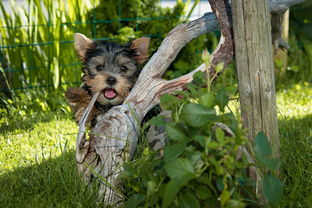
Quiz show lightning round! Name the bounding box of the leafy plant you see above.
[0,0,96,89]
[0,0,98,112]
[120,52,284,207]
[253,132,283,207]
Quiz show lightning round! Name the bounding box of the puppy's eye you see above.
[121,66,128,72]
[96,65,104,71]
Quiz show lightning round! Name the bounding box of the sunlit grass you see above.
[0,112,104,207]
[0,112,77,173]
[277,82,312,207]
[277,81,312,118]
[0,82,311,207]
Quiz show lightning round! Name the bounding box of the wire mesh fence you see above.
[0,0,211,93]
[0,0,311,94]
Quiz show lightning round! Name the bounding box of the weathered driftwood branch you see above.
[77,12,219,205]
[76,0,305,205]
[269,0,305,13]
[88,0,236,203]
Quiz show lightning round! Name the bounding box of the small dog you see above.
[65,33,150,125]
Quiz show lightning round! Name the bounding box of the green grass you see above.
[0,82,311,207]
[0,112,104,207]
[277,82,312,208]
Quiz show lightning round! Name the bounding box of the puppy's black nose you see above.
[106,76,117,85]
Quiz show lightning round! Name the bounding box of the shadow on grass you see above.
[279,114,312,208]
[0,150,103,208]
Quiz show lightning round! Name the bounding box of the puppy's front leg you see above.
[65,88,96,124]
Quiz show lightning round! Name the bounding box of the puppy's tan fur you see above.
[65,33,150,125]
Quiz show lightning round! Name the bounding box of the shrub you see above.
[121,54,283,207]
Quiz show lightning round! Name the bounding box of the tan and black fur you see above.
[65,33,150,125]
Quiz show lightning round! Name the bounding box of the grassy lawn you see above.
[277,83,312,208]
[0,113,103,207]
[0,82,311,207]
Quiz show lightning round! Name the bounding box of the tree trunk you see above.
[232,1,280,194]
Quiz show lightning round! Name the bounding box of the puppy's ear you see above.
[130,37,151,64]
[74,33,93,60]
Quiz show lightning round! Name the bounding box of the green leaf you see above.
[164,142,187,161]
[52,57,59,89]
[253,132,280,170]
[147,181,156,197]
[181,103,216,127]
[194,135,206,148]
[215,128,225,142]
[186,83,199,97]
[216,177,224,191]
[225,86,237,95]
[190,151,202,167]
[165,123,188,141]
[215,62,224,73]
[254,132,272,157]
[262,174,284,207]
[193,70,205,86]
[179,192,200,208]
[225,199,246,208]
[199,92,215,108]
[162,174,194,208]
[126,194,145,208]
[220,190,231,206]
[262,158,281,171]
[196,185,211,200]
[165,158,195,179]
[207,142,221,149]
[148,116,166,126]
[162,179,180,208]
[160,94,178,111]
[216,88,229,112]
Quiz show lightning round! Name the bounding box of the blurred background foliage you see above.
[0,0,95,114]
[282,1,312,85]
[0,0,310,114]
[0,0,218,116]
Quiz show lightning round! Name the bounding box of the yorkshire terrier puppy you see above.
[65,33,150,125]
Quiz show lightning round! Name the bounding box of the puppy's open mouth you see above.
[103,88,117,100]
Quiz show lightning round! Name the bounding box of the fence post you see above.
[274,10,289,76]
[231,0,279,158]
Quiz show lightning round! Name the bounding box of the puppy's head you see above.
[74,33,150,106]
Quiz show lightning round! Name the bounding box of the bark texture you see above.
[232,0,280,157]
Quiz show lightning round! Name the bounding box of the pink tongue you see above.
[104,89,117,99]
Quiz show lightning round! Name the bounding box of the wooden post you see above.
[231,0,279,158]
[274,10,289,76]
